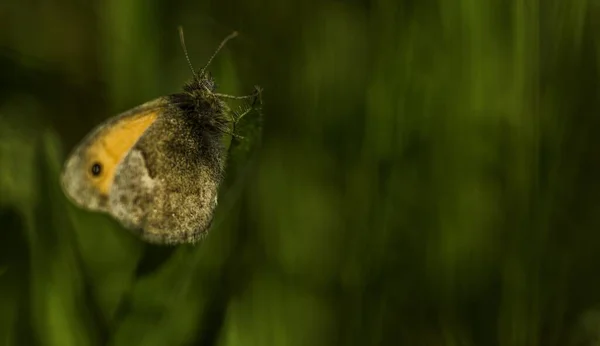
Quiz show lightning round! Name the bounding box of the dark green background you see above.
[2,0,600,345]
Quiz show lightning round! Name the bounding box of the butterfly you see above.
[61,27,261,245]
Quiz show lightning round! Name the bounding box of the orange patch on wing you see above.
[86,110,160,195]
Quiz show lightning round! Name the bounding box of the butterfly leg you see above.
[213,85,262,102]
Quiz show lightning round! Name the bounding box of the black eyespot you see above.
[91,162,102,176]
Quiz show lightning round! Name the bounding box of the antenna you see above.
[178,26,198,82]
[199,31,239,77]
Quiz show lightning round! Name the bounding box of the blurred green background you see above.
[2,0,600,345]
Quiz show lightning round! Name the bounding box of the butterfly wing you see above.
[61,97,168,213]
[107,98,227,244]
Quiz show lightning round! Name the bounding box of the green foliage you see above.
[2,0,600,345]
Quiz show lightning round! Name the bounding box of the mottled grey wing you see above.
[108,103,226,245]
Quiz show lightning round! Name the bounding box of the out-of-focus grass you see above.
[2,0,600,345]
